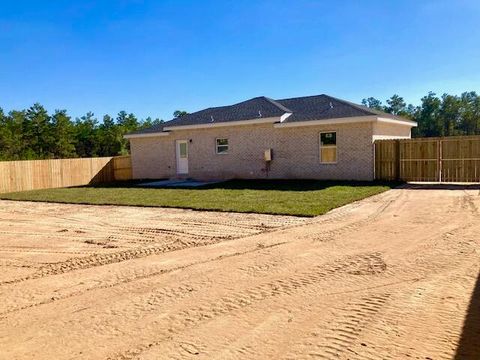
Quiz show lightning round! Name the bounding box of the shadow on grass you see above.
[455,270,480,359]
[86,179,403,191]
[402,183,480,191]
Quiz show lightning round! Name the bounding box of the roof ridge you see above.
[262,96,293,113]
[275,94,327,102]
[321,94,374,116]
[202,96,275,112]
[322,94,410,121]
[126,93,416,136]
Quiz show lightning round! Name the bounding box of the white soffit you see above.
[274,116,417,128]
[124,132,170,139]
[124,115,417,138]
[163,116,281,131]
[273,116,377,128]
[377,117,417,127]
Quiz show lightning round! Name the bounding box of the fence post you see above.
[396,140,401,181]
[438,139,442,182]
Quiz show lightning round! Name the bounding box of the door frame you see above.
[175,140,189,175]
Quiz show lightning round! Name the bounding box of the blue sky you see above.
[1,0,479,121]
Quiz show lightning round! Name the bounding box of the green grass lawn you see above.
[0,180,399,217]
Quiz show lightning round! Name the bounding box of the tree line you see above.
[1,91,479,161]
[362,91,480,137]
[0,104,188,161]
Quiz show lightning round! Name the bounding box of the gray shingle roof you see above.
[128,94,411,135]
[277,95,372,122]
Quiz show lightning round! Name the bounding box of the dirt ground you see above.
[0,185,479,360]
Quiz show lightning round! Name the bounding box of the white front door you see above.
[175,140,189,175]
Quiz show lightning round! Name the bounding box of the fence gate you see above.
[375,136,480,182]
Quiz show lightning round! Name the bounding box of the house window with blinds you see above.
[320,132,337,163]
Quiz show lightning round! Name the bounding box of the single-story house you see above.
[125,94,417,181]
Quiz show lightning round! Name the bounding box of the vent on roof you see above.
[329,102,334,109]
[211,116,214,122]
[258,110,262,118]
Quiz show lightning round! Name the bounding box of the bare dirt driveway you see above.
[0,185,479,360]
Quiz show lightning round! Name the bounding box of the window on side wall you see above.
[216,138,229,154]
[320,132,337,163]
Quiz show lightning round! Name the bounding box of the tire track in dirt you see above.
[181,221,275,231]
[113,216,307,242]
[284,293,392,360]
[177,217,309,232]
[307,191,402,242]
[117,226,239,239]
[239,257,294,277]
[108,252,388,360]
[0,261,35,269]
[397,223,478,282]
[281,251,478,360]
[0,242,288,318]
[0,235,244,286]
[461,190,479,215]
[0,247,99,255]
[34,219,461,359]
[2,189,478,359]
[1,219,305,296]
[208,192,478,359]
[350,274,474,360]
[211,279,435,360]
[0,209,307,286]
[181,224,478,360]
[306,190,400,228]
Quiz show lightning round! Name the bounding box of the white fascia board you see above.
[372,135,411,141]
[274,116,418,128]
[280,112,292,122]
[163,116,281,131]
[274,116,377,128]
[377,117,417,127]
[124,132,170,139]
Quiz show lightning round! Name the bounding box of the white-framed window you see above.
[216,138,229,154]
[179,142,187,158]
[320,131,337,163]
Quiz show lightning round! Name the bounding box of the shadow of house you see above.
[455,271,480,359]
[87,179,401,192]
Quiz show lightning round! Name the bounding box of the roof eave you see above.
[280,112,293,122]
[377,117,417,127]
[163,116,283,131]
[274,116,417,128]
[274,115,378,128]
[124,131,170,139]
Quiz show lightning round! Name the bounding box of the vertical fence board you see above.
[375,136,480,182]
[441,137,480,182]
[113,156,133,181]
[0,156,132,194]
[399,139,439,182]
[375,140,399,180]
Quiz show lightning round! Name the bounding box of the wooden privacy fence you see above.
[112,155,132,181]
[0,156,132,194]
[375,136,480,182]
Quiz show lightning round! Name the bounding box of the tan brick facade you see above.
[130,121,411,181]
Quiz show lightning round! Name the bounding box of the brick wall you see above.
[130,121,385,181]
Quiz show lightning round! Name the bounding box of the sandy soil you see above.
[0,185,479,359]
